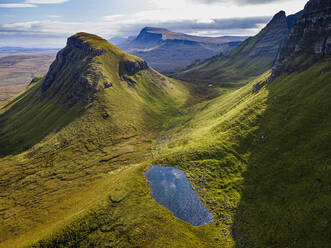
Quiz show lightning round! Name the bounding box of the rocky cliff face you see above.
[42,33,148,104]
[271,0,331,78]
[171,10,302,84]
[119,60,148,76]
[135,27,164,43]
[248,11,290,59]
[42,34,106,103]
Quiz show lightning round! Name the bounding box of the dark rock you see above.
[102,113,110,119]
[28,76,42,86]
[119,60,148,76]
[67,35,105,56]
[252,81,266,93]
[270,0,331,80]
[104,82,112,88]
[41,34,104,104]
[122,76,137,87]
[247,11,290,59]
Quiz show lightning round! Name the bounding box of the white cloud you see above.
[25,0,69,3]
[48,15,61,18]
[0,0,307,47]
[0,0,69,8]
[0,3,36,8]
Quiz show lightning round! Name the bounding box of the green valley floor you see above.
[0,58,330,248]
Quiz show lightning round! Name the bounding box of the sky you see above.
[0,0,308,48]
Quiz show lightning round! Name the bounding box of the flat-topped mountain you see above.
[41,32,148,104]
[0,32,188,157]
[134,27,241,45]
[117,27,246,72]
[171,10,303,86]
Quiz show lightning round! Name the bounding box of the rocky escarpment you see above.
[66,35,105,56]
[247,11,290,59]
[41,32,149,104]
[171,10,302,84]
[119,60,148,76]
[271,0,331,78]
[42,34,106,103]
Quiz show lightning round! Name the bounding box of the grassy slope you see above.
[153,58,331,247]
[1,31,330,247]
[170,36,267,86]
[23,59,331,248]
[170,12,289,86]
[1,34,218,248]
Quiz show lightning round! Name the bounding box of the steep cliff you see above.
[42,32,148,104]
[271,0,331,78]
[171,10,302,85]
[0,32,187,157]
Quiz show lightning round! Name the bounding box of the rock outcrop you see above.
[42,34,105,103]
[66,36,105,56]
[119,60,148,76]
[271,0,331,79]
[248,11,290,59]
[41,32,150,104]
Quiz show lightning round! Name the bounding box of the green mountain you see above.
[171,10,303,86]
[118,27,244,72]
[0,0,330,247]
[0,32,189,157]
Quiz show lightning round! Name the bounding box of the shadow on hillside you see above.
[232,65,331,247]
[0,82,86,157]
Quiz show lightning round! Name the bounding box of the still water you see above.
[145,165,214,226]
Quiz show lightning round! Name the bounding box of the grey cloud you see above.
[192,0,287,5]
[0,16,271,47]
[116,16,271,37]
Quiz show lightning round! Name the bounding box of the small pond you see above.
[145,165,214,226]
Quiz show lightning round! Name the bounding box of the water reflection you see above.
[145,165,214,226]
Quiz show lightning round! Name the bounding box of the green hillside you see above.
[154,58,331,247]
[0,4,330,245]
[17,57,330,248]
[170,11,302,86]
[0,32,201,248]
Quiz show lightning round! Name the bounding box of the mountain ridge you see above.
[171,10,303,85]
[117,27,245,72]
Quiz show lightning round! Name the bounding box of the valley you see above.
[0,55,55,102]
[0,0,330,247]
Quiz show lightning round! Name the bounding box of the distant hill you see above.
[171,10,303,86]
[117,27,247,72]
[0,47,58,56]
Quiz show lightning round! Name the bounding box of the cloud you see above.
[48,15,61,18]
[192,0,287,5]
[0,0,69,8]
[0,15,271,47]
[0,3,36,8]
[25,0,69,3]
